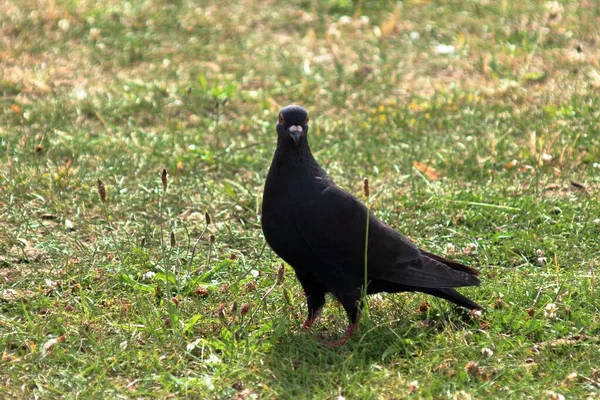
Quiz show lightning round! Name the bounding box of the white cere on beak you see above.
[288,125,303,133]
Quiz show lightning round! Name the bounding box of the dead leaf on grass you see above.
[235,388,256,400]
[413,161,440,180]
[543,390,565,400]
[562,372,578,387]
[41,335,66,358]
[10,104,23,115]
[1,288,35,302]
[1,289,19,301]
[7,240,50,263]
[535,334,593,350]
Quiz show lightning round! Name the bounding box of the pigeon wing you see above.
[296,184,479,288]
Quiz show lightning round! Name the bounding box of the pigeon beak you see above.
[289,125,303,145]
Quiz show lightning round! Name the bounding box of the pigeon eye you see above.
[278,114,284,124]
[304,116,309,124]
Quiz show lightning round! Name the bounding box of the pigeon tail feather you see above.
[420,250,480,277]
[421,287,484,310]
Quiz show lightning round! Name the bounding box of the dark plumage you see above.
[261,105,483,345]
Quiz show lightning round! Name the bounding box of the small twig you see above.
[159,169,172,298]
[580,375,600,389]
[570,181,591,196]
[532,286,544,307]
[188,224,209,269]
[552,281,566,303]
[591,262,595,301]
[94,110,109,128]
[447,200,521,211]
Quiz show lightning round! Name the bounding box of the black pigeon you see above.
[261,105,482,345]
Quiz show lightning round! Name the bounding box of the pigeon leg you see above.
[296,272,327,330]
[317,321,358,347]
[302,306,322,330]
[318,293,362,346]
[302,291,326,329]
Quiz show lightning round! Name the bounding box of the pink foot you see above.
[301,319,313,330]
[317,322,357,347]
[301,309,322,330]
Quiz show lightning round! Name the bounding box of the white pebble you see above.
[434,44,455,55]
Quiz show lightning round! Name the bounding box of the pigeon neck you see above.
[267,137,331,189]
[275,138,314,164]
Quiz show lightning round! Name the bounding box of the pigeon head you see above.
[276,105,309,146]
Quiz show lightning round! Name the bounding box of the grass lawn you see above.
[1,0,599,398]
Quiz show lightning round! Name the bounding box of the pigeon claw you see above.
[301,319,313,330]
[301,308,322,330]
[317,322,357,347]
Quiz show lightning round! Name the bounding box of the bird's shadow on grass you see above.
[262,307,479,397]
